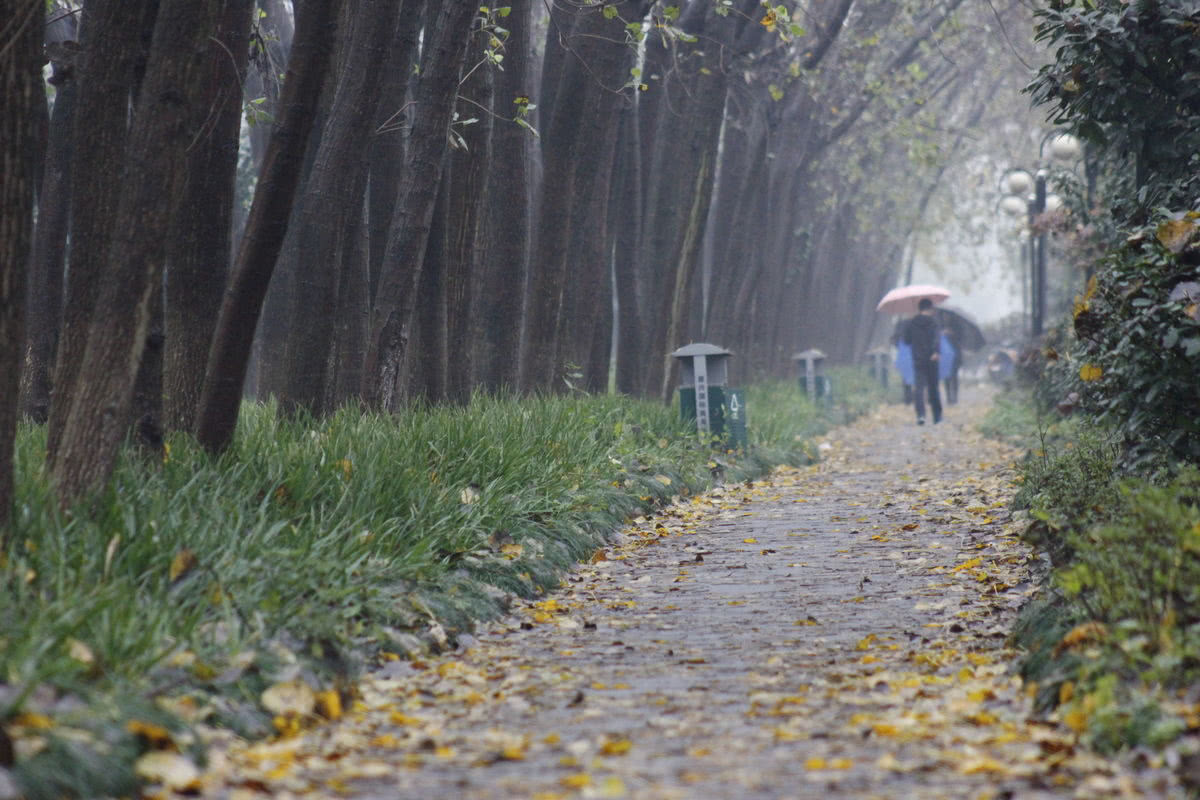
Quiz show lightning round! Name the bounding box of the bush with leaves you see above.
[1029,0,1200,224]
[1061,217,1200,467]
[1058,470,1200,636]
[1014,425,1124,568]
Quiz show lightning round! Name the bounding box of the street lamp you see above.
[997,134,1079,338]
[999,168,1049,337]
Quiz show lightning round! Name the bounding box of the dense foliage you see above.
[985,392,1200,753]
[1028,0,1200,222]
[1056,221,1200,467]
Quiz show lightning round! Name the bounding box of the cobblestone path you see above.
[190,388,1184,799]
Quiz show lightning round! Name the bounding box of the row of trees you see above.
[0,0,1034,513]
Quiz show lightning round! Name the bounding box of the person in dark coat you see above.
[903,298,942,425]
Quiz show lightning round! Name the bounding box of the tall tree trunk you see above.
[163,0,253,433]
[51,0,236,504]
[362,0,478,411]
[130,290,164,451]
[523,0,647,392]
[280,0,400,416]
[443,25,492,403]
[0,0,40,528]
[195,0,339,454]
[612,102,643,395]
[408,173,449,401]
[641,60,728,400]
[367,0,425,307]
[241,0,295,397]
[328,194,369,409]
[22,52,76,423]
[46,0,157,468]
[475,0,533,392]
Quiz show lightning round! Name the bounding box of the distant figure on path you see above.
[903,298,942,425]
[940,325,960,405]
[892,319,914,403]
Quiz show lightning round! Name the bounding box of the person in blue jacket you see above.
[892,319,914,403]
[939,325,959,404]
[902,298,942,425]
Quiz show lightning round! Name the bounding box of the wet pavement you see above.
[181,387,1185,799]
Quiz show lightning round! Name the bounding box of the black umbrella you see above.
[934,305,985,351]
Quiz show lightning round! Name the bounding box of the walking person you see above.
[903,298,942,425]
[892,319,914,403]
[940,325,960,405]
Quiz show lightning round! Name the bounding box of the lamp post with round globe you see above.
[997,132,1080,338]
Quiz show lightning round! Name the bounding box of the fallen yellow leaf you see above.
[169,549,198,582]
[315,689,342,720]
[261,680,315,717]
[126,720,174,750]
[134,752,199,790]
[600,738,633,756]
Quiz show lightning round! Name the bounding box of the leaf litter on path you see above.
[155,388,1184,799]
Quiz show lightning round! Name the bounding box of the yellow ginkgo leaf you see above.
[561,773,592,788]
[600,738,633,756]
[12,712,53,729]
[315,689,342,720]
[169,548,197,582]
[1079,363,1103,382]
[126,720,175,750]
[743,538,758,544]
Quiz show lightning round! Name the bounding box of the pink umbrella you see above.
[875,284,951,315]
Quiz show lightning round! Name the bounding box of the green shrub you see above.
[1059,220,1200,469]
[1014,468,1200,752]
[1012,424,1123,567]
[1058,470,1200,642]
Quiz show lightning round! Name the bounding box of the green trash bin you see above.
[671,343,734,440]
[679,385,727,437]
[723,387,748,451]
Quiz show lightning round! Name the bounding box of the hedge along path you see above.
[166,388,1184,799]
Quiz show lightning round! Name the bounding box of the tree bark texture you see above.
[163,0,253,433]
[51,0,234,504]
[612,103,643,395]
[523,0,648,392]
[0,0,41,528]
[443,25,493,403]
[195,0,339,453]
[21,54,76,424]
[280,0,400,416]
[362,0,478,411]
[474,0,533,393]
[45,0,157,467]
[639,47,729,400]
[408,172,449,401]
[366,0,425,307]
